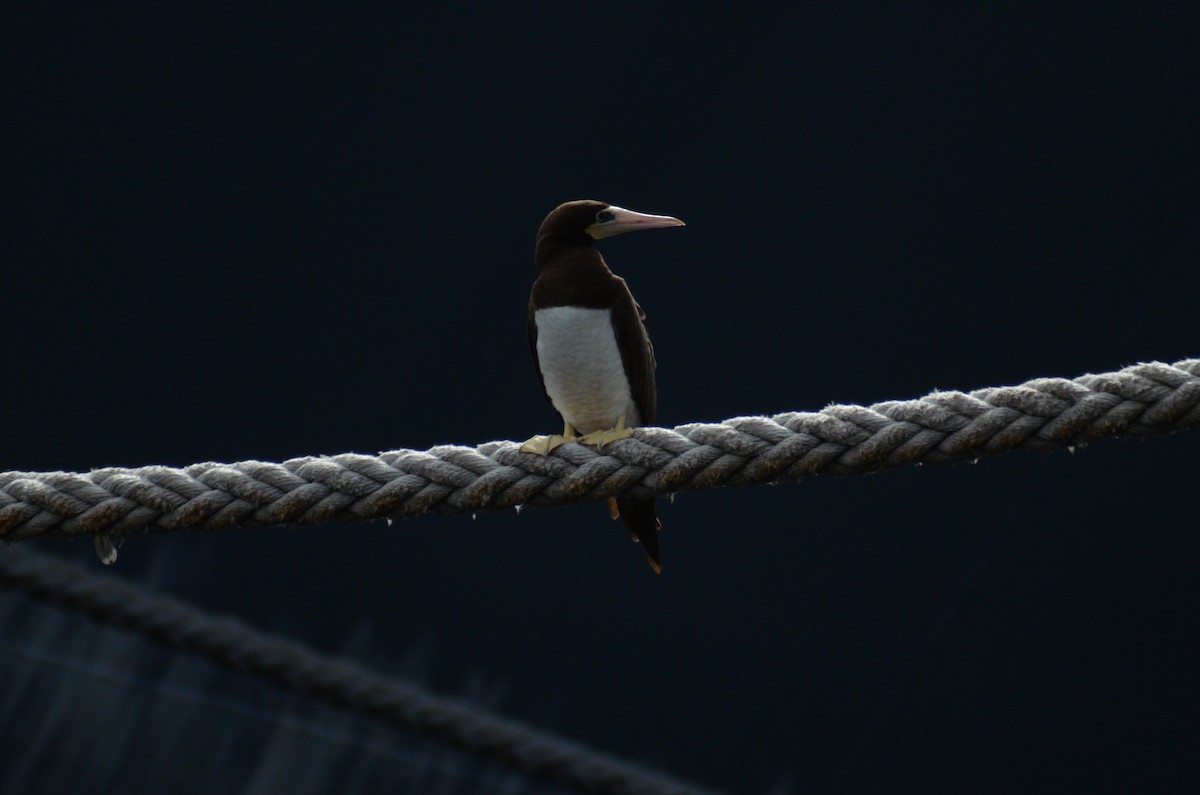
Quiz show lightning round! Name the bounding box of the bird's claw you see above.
[579,416,633,447]
[578,426,634,446]
[520,422,579,455]
[519,434,578,455]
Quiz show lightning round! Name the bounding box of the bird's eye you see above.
[596,210,615,223]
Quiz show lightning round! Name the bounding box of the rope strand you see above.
[2,359,1197,545]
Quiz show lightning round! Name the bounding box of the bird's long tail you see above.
[613,497,662,574]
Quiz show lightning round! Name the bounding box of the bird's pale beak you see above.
[587,205,685,240]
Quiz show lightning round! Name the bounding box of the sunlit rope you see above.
[1,359,1196,554]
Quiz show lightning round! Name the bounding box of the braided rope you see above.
[2,359,1197,545]
[0,548,715,795]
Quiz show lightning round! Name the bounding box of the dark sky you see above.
[5,5,1199,793]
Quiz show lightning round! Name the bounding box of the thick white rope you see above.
[1,359,1197,548]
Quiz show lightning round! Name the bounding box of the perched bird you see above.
[521,200,684,573]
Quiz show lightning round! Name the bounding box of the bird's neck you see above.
[531,248,620,308]
[534,236,598,272]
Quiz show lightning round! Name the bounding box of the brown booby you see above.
[521,200,684,573]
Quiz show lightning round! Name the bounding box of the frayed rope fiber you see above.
[2,359,1197,544]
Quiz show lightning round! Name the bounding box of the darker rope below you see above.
[0,548,718,795]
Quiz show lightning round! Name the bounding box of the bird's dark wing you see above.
[609,277,657,425]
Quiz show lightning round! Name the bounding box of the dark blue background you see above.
[5,5,1199,793]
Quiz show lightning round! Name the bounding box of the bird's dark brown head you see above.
[535,200,684,268]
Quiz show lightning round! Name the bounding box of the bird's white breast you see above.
[534,306,639,434]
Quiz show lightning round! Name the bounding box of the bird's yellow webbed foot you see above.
[520,421,578,455]
[578,415,634,446]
